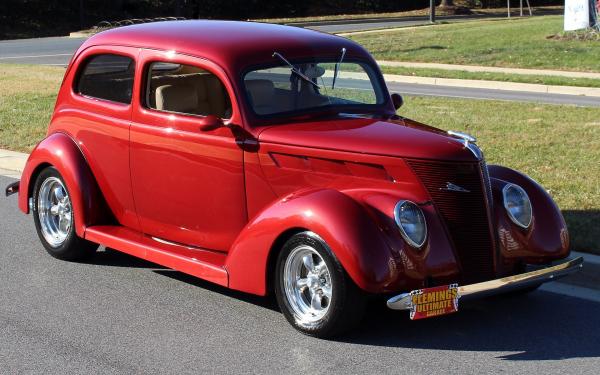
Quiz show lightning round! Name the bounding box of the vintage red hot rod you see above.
[5,20,582,337]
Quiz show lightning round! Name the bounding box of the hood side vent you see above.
[269,152,392,181]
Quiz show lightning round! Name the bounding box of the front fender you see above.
[488,165,569,263]
[225,188,397,295]
[19,132,108,237]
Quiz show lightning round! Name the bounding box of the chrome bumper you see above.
[387,257,584,310]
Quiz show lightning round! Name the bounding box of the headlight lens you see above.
[394,200,427,248]
[502,184,533,229]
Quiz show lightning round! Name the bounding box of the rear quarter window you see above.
[75,54,134,104]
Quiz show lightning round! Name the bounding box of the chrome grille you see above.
[407,159,496,283]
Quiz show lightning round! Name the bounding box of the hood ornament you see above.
[447,130,482,160]
[441,182,470,193]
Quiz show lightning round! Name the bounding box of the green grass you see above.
[1,63,598,253]
[254,6,563,24]
[381,66,600,88]
[0,64,63,151]
[350,16,600,72]
[400,95,600,253]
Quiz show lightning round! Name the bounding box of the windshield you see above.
[243,60,385,117]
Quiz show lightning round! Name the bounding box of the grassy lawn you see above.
[381,66,600,88]
[350,16,600,72]
[1,63,598,253]
[0,64,63,151]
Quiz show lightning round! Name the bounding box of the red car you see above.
[6,20,582,337]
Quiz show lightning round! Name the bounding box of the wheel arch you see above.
[19,132,113,236]
[225,188,398,296]
[265,227,308,296]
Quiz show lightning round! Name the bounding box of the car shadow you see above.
[340,290,600,361]
[152,269,279,312]
[80,245,600,360]
[82,248,164,269]
[562,210,600,254]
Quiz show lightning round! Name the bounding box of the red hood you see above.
[257,116,477,162]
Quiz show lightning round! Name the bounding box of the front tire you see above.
[32,166,98,261]
[274,232,366,338]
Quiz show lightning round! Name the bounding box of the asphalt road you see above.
[1,174,599,374]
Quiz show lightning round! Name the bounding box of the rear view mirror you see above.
[391,93,404,110]
[199,115,224,131]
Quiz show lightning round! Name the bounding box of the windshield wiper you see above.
[331,47,346,89]
[272,52,320,89]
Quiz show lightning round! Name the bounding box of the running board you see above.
[85,225,228,287]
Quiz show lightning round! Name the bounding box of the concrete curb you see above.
[0,149,27,175]
[382,73,600,98]
[378,61,600,80]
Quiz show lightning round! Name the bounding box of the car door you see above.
[129,49,247,252]
[63,46,140,231]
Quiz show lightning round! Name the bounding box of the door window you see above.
[145,62,232,119]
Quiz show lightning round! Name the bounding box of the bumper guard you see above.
[5,181,19,197]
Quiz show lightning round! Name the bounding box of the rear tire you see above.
[32,166,98,261]
[274,231,366,338]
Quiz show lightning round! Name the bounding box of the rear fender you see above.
[225,188,397,295]
[19,132,109,237]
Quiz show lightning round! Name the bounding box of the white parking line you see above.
[540,282,600,303]
[0,53,72,60]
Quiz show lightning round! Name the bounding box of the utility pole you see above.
[507,0,511,18]
[430,0,436,23]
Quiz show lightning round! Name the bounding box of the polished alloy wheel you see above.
[283,245,333,325]
[37,177,72,247]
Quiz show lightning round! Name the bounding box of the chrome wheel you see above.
[37,177,72,247]
[283,245,333,325]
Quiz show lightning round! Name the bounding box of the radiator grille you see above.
[407,159,496,283]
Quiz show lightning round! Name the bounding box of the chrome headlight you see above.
[502,184,532,229]
[394,200,427,248]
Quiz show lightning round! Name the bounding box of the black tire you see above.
[274,232,367,338]
[32,166,99,261]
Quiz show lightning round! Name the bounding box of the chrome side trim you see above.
[387,257,584,310]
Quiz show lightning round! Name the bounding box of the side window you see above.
[145,62,232,119]
[76,54,134,104]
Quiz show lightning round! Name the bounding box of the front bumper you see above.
[387,256,584,310]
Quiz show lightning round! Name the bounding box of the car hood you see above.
[257,116,477,162]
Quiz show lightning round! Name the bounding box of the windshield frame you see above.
[239,57,391,121]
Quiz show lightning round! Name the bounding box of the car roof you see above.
[79,20,373,74]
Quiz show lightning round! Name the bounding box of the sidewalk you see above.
[377,61,600,80]
[380,73,600,97]
[0,149,27,178]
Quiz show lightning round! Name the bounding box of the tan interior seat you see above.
[245,79,275,114]
[151,73,231,118]
[155,84,199,114]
